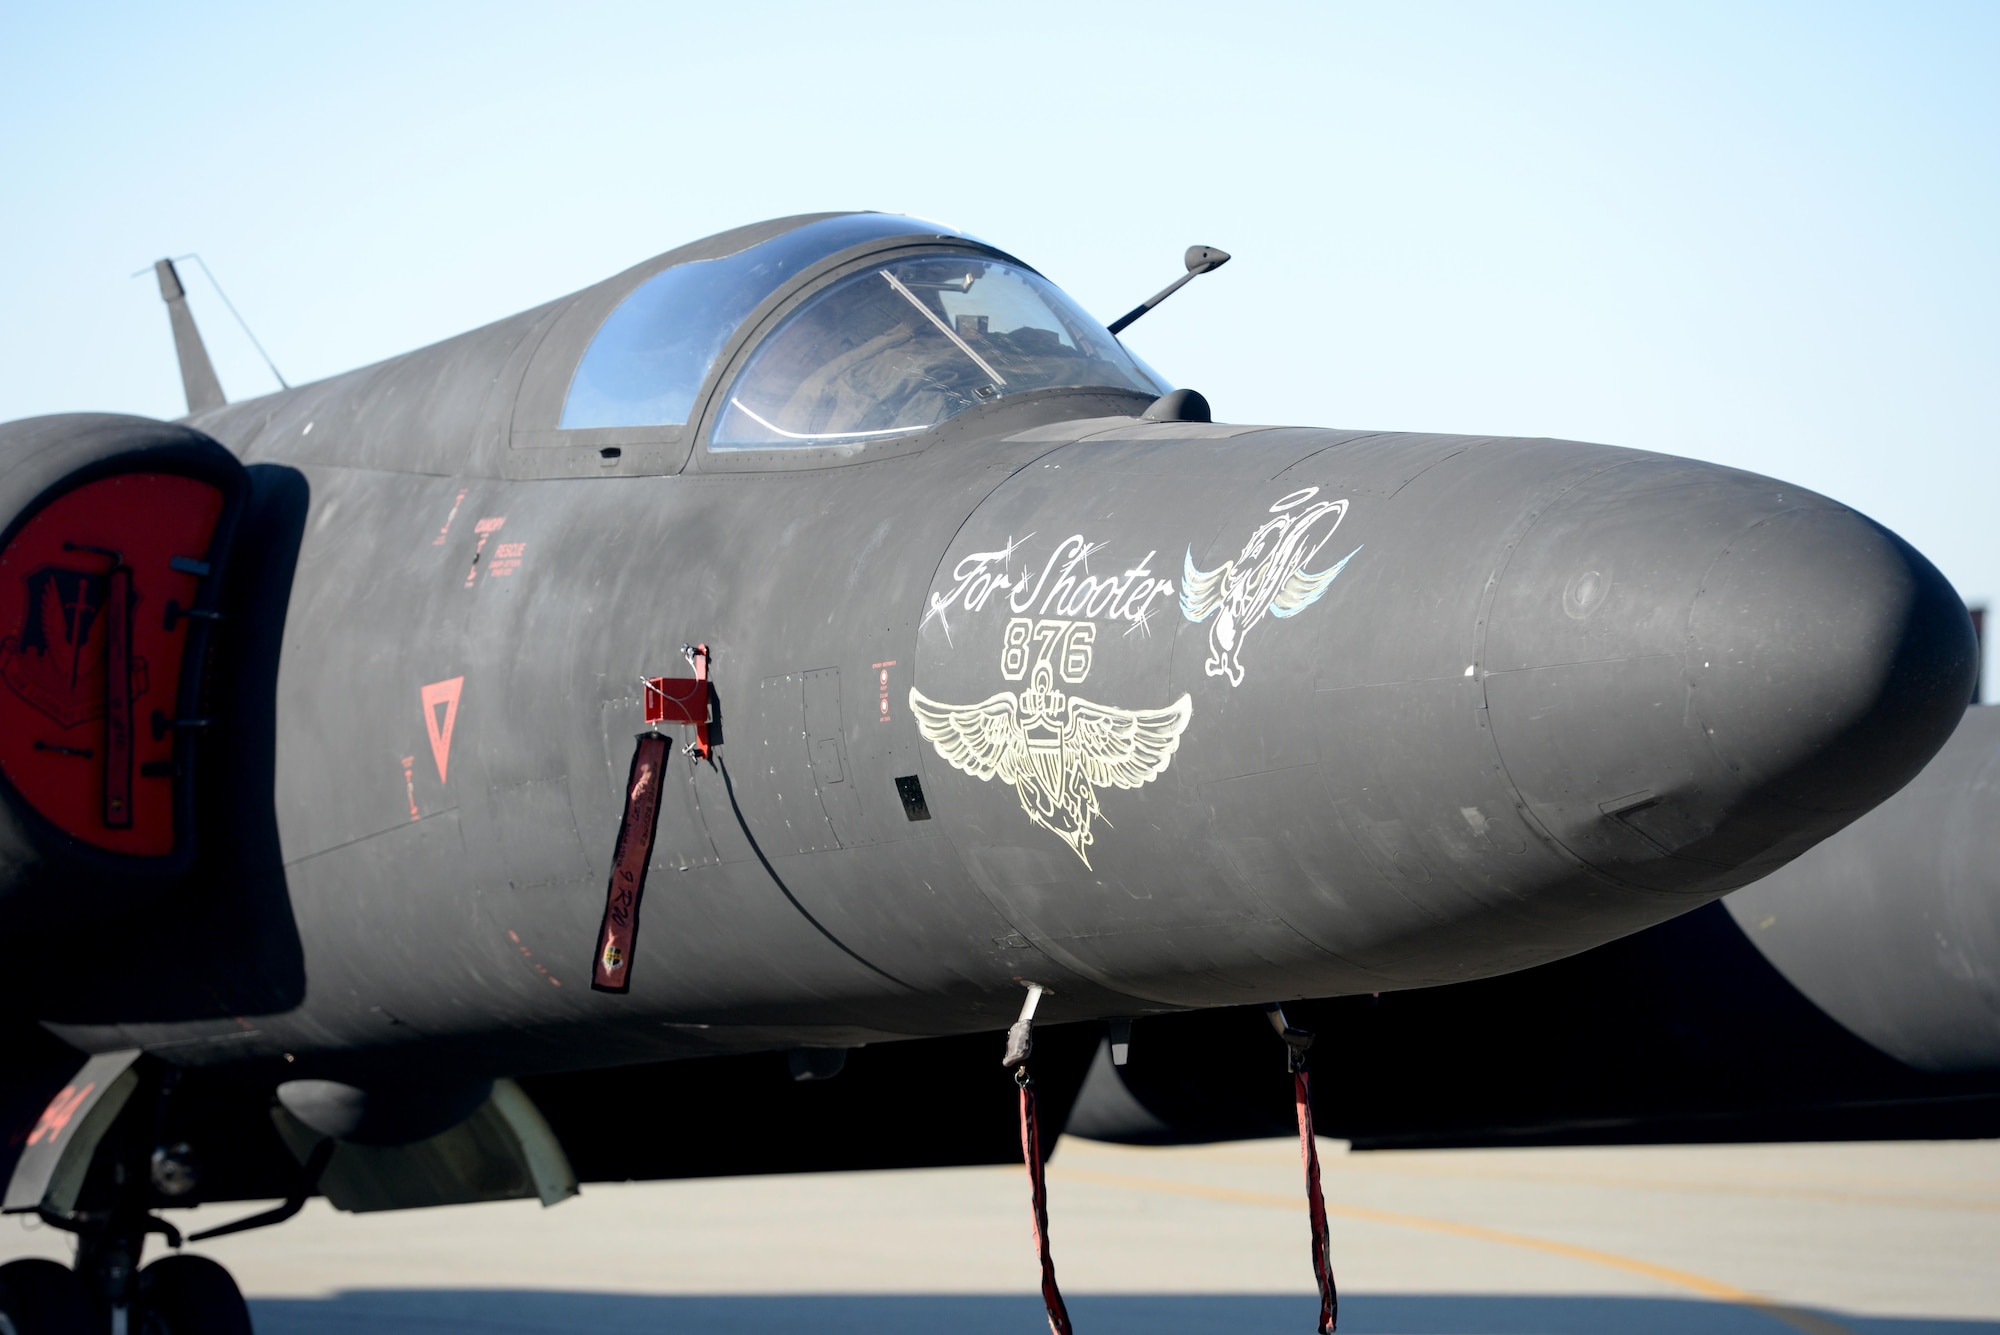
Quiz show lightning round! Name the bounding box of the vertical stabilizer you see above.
[154,258,226,415]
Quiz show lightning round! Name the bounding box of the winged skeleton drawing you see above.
[1181,489,1361,687]
[909,666,1192,868]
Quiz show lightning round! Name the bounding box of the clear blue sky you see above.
[3,2,1994,696]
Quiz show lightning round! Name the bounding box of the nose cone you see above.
[1481,458,1974,892]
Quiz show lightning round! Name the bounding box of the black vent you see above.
[894,774,931,821]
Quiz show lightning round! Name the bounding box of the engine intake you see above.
[0,414,247,929]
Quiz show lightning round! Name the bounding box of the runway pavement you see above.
[5,1136,1997,1333]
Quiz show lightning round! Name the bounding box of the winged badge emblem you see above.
[910,665,1192,868]
[1181,488,1361,687]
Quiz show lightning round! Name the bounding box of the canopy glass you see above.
[560,214,956,430]
[711,255,1164,449]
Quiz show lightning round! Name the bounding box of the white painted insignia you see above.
[911,617,1191,868]
[1181,488,1361,686]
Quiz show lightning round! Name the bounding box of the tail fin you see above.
[153,258,226,416]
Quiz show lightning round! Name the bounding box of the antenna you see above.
[149,259,226,416]
[133,253,290,406]
[1106,246,1231,336]
[172,254,289,390]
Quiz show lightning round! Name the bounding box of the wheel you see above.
[0,1258,94,1335]
[135,1255,251,1335]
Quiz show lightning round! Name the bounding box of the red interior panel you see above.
[0,473,225,856]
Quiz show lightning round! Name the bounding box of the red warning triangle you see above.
[421,677,464,784]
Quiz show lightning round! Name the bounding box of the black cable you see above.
[715,753,915,992]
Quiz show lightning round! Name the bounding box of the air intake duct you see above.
[0,413,247,931]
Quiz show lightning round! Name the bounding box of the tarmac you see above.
[5,1135,1998,1333]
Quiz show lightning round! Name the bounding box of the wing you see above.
[1180,547,1232,623]
[908,687,1026,784]
[1270,543,1361,619]
[1064,693,1194,790]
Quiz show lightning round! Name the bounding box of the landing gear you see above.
[0,1257,95,1334]
[133,1256,251,1335]
[2,1247,253,1335]
[26,1070,263,1334]
[13,1061,296,1334]
[55,1214,254,1334]
[66,1196,181,1335]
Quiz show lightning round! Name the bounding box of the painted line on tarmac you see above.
[1325,1157,2000,1213]
[1048,1164,1860,1335]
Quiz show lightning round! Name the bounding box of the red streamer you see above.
[1293,1060,1338,1332]
[1018,1070,1073,1335]
[591,733,668,992]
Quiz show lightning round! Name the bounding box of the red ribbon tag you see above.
[592,733,669,993]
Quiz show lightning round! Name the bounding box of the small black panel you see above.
[894,774,931,821]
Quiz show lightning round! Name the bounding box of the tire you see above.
[0,1258,93,1335]
[136,1255,251,1335]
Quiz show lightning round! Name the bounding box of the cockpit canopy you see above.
[713,255,1161,448]
[559,214,1165,450]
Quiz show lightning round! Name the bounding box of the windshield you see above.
[710,255,1166,449]
[559,214,964,430]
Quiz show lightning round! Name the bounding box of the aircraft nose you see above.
[1480,459,1975,892]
